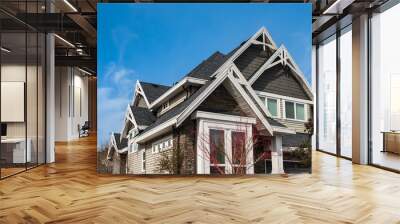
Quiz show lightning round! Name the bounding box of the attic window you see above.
[162,101,170,110]
[152,136,173,154]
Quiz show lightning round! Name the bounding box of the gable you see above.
[140,82,170,104]
[135,94,148,108]
[198,85,246,116]
[251,64,311,101]
[234,44,274,80]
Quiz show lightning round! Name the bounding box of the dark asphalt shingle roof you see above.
[140,82,170,104]
[113,133,128,149]
[185,51,228,80]
[138,80,214,136]
[130,106,156,126]
[184,45,241,80]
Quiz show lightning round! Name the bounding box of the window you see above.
[370,5,400,171]
[285,102,295,119]
[209,129,225,174]
[267,98,278,117]
[128,143,139,153]
[152,145,158,154]
[317,34,337,154]
[296,104,305,120]
[285,101,306,121]
[141,150,146,172]
[152,136,173,154]
[231,131,246,174]
[162,101,169,110]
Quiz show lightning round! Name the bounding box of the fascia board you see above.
[226,74,274,136]
[149,77,207,109]
[176,66,231,127]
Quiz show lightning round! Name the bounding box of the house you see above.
[107,27,313,175]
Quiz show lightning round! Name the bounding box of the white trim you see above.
[192,111,256,124]
[196,118,254,174]
[151,135,173,154]
[282,100,307,122]
[141,150,146,172]
[157,92,187,116]
[256,91,313,104]
[133,81,151,108]
[149,77,206,109]
[250,40,276,51]
[210,27,277,79]
[134,115,178,143]
[176,65,231,127]
[265,97,280,118]
[107,132,129,159]
[248,45,313,101]
[280,45,313,99]
[129,142,138,154]
[176,64,274,135]
[226,74,274,135]
[272,126,296,134]
[229,65,275,130]
[248,46,283,84]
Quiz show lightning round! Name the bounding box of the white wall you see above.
[55,67,89,141]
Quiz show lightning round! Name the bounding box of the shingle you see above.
[251,64,311,100]
[130,106,156,126]
[137,80,214,137]
[140,82,170,104]
[113,133,128,149]
[185,51,228,80]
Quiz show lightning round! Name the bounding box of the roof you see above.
[185,51,228,80]
[184,45,241,80]
[113,133,128,149]
[234,44,274,80]
[130,106,156,126]
[131,28,309,140]
[139,80,213,136]
[139,82,170,104]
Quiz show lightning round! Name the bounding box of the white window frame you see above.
[195,115,255,175]
[265,97,280,118]
[151,135,173,154]
[141,150,146,172]
[162,101,170,110]
[283,100,307,121]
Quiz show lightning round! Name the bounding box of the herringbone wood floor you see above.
[1,135,400,224]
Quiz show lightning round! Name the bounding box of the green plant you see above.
[157,146,183,174]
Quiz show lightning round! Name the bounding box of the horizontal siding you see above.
[127,132,173,174]
[252,63,311,100]
[234,44,271,80]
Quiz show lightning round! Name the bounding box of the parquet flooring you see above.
[1,134,400,223]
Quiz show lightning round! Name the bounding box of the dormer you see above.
[150,77,207,116]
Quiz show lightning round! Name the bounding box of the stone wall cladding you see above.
[174,120,197,174]
[127,132,173,174]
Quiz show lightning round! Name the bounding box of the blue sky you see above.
[98,3,311,147]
